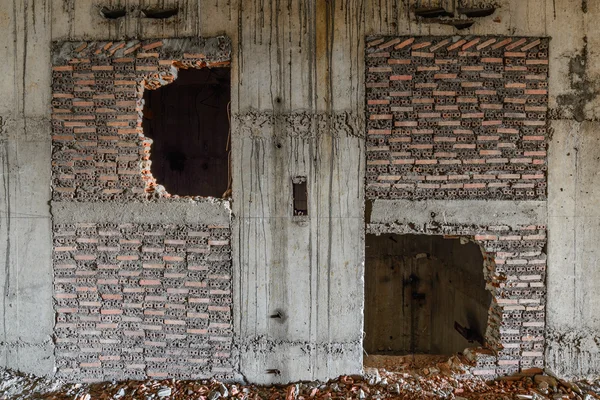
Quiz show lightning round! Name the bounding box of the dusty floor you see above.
[0,354,599,399]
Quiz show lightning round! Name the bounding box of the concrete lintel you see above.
[51,36,231,66]
[369,199,547,227]
[51,201,231,225]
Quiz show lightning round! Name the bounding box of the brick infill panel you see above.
[365,36,549,200]
[53,222,233,382]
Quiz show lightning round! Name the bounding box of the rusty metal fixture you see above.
[141,7,179,19]
[414,7,453,18]
[99,7,126,19]
[458,7,496,18]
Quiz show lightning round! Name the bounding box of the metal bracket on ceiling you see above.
[99,7,126,19]
[99,6,179,20]
[412,3,496,31]
[141,8,179,19]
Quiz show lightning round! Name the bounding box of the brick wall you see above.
[53,222,233,382]
[51,37,235,382]
[365,37,549,375]
[51,37,231,201]
[367,223,547,377]
[365,36,549,200]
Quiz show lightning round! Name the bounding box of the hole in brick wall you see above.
[292,178,308,216]
[142,67,231,197]
[364,234,491,365]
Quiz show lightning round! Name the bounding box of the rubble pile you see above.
[0,356,598,400]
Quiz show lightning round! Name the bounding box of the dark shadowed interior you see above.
[142,67,230,197]
[364,234,491,356]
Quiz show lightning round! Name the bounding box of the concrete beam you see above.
[51,201,231,225]
[369,200,547,228]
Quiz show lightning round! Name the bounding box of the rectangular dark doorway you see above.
[364,234,491,358]
[142,67,231,197]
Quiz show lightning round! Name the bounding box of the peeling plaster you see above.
[552,37,599,122]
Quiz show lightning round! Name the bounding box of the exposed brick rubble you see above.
[2,361,599,400]
[51,37,231,201]
[52,222,233,382]
[367,223,547,379]
[365,36,549,200]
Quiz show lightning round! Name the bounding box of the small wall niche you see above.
[142,67,231,197]
[292,178,308,216]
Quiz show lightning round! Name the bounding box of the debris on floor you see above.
[1,356,599,400]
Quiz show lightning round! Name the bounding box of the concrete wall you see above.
[0,0,54,375]
[0,0,598,382]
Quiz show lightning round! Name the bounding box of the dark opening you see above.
[142,67,230,197]
[292,179,308,216]
[141,8,179,19]
[364,234,491,357]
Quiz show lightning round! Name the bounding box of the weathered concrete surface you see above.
[237,338,363,384]
[232,132,365,383]
[0,137,54,376]
[0,0,598,382]
[547,120,600,380]
[229,1,366,384]
[369,200,547,228]
[51,201,231,225]
[0,0,54,376]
